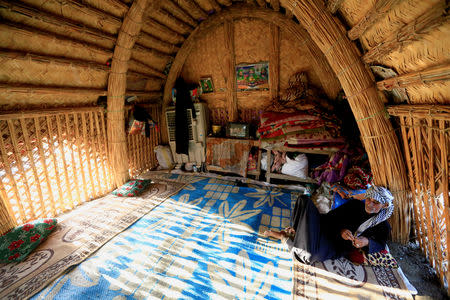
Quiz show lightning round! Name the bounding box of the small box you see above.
[226,123,250,138]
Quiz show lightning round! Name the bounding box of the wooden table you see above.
[206,137,260,178]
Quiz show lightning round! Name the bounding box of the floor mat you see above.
[0,179,186,300]
[293,256,413,299]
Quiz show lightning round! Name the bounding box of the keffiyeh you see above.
[354,185,394,237]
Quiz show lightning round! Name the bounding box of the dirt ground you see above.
[387,241,449,299]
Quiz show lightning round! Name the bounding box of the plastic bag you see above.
[281,154,308,179]
[154,145,174,169]
[261,152,273,171]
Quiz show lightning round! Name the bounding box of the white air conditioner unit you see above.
[166,103,208,166]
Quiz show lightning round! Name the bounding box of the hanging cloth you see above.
[174,78,196,155]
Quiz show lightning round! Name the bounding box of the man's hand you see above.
[340,229,354,241]
[352,236,369,248]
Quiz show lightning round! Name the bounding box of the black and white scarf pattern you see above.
[354,185,394,237]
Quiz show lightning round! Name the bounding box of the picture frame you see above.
[236,62,269,91]
[226,123,250,139]
[199,77,214,93]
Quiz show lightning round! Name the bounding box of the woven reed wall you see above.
[181,15,340,114]
[0,107,113,227]
[388,105,450,294]
[126,104,161,178]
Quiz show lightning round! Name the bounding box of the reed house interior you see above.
[0,0,449,299]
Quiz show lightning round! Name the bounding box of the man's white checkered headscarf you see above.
[355,185,394,237]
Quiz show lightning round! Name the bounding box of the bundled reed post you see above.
[0,192,16,235]
[283,0,411,242]
[107,0,148,187]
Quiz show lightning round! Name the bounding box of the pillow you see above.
[0,218,57,263]
[111,179,152,197]
[346,248,399,268]
[365,249,399,268]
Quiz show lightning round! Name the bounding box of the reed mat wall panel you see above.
[405,82,450,105]
[381,24,450,75]
[0,25,112,65]
[141,20,185,45]
[195,0,215,13]
[136,33,179,55]
[182,24,227,105]
[126,104,161,177]
[127,76,150,91]
[130,52,171,73]
[19,0,121,35]
[339,0,376,27]
[279,30,324,95]
[81,0,129,19]
[173,0,208,21]
[182,16,337,114]
[210,108,229,126]
[148,11,193,36]
[0,4,115,50]
[128,60,165,78]
[389,105,450,295]
[0,94,98,111]
[359,0,440,50]
[238,108,262,126]
[144,79,164,92]
[0,107,113,225]
[233,18,269,66]
[237,90,271,109]
[0,59,107,88]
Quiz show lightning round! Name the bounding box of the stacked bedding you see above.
[258,111,345,151]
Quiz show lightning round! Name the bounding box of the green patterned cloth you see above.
[111,179,152,197]
[0,219,57,263]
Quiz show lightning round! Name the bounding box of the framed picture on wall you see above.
[199,77,214,93]
[236,62,269,91]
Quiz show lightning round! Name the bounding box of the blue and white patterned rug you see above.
[33,175,302,299]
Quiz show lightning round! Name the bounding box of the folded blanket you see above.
[260,111,320,127]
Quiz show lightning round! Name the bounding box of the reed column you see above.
[107,0,148,187]
[283,0,411,242]
[0,193,15,235]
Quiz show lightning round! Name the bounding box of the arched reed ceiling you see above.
[107,0,149,186]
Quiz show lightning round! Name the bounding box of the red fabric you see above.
[347,249,366,265]
[260,111,319,127]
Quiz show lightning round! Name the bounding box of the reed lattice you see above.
[389,104,450,294]
[0,107,113,228]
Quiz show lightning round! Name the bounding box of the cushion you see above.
[346,249,399,268]
[365,249,399,268]
[111,179,152,197]
[0,218,57,263]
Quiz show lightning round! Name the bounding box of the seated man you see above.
[264,185,393,264]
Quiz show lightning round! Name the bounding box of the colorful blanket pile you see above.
[258,111,345,151]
